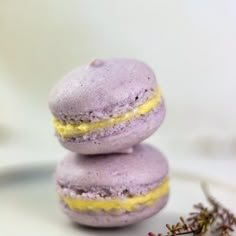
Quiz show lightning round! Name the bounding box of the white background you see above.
[0,0,236,183]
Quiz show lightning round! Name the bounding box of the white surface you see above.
[0,165,235,236]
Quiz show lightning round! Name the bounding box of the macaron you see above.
[49,58,165,155]
[56,144,169,227]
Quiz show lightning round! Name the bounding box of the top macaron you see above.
[49,58,165,155]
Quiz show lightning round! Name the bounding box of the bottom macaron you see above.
[56,144,169,227]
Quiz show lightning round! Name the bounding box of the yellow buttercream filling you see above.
[53,87,162,138]
[60,178,169,212]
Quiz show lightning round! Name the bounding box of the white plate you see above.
[0,164,235,236]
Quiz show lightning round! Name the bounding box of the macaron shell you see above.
[56,143,168,193]
[61,195,168,227]
[58,101,165,155]
[49,58,157,121]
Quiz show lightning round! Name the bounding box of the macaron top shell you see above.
[49,58,157,122]
[56,144,168,191]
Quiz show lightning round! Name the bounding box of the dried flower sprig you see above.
[148,183,236,236]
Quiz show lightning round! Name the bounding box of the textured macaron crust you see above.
[49,58,165,154]
[56,144,169,227]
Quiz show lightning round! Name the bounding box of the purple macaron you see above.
[56,144,169,227]
[49,58,165,155]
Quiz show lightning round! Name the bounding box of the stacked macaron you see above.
[49,58,169,227]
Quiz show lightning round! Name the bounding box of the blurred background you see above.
[0,0,236,181]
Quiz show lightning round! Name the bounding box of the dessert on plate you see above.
[48,58,168,227]
[56,144,169,227]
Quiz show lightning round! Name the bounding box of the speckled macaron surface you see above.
[56,144,169,227]
[49,58,165,154]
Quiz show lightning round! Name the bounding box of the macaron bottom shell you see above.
[58,102,165,155]
[61,195,168,227]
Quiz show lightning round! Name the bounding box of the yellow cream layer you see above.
[53,87,162,138]
[60,178,169,212]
